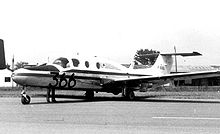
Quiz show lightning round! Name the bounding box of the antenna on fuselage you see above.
[12,55,15,72]
[174,46,177,73]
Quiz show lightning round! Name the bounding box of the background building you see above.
[0,69,13,87]
[171,65,220,86]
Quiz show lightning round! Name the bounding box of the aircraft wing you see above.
[110,70,220,85]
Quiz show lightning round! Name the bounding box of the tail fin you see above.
[151,54,173,75]
[0,39,6,69]
[151,52,202,75]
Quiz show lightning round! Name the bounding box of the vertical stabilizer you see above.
[151,54,173,75]
[0,39,6,69]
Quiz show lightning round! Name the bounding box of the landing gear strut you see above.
[122,87,135,100]
[21,87,31,105]
[46,85,56,103]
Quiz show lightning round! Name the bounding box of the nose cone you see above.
[12,64,60,87]
[12,68,28,85]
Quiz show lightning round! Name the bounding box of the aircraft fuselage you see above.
[12,56,147,92]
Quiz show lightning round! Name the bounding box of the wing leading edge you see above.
[110,70,220,85]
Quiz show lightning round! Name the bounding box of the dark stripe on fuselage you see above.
[13,73,103,81]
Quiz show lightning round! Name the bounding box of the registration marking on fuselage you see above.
[152,117,220,120]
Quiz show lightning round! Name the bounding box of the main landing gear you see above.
[21,87,31,105]
[122,87,135,100]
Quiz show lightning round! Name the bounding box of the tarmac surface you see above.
[1,97,220,134]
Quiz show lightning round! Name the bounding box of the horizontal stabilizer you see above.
[139,52,202,57]
[161,51,202,57]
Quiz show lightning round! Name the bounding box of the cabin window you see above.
[72,58,80,67]
[96,62,100,69]
[53,57,69,68]
[85,61,89,68]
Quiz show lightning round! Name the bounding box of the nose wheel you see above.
[21,89,31,105]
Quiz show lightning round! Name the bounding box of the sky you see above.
[1,0,220,66]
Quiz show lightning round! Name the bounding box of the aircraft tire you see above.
[21,95,31,105]
[125,90,135,100]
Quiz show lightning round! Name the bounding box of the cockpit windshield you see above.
[53,57,69,68]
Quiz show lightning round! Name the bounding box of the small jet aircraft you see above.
[1,39,220,104]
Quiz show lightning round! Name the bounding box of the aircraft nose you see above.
[12,68,27,85]
[12,69,20,83]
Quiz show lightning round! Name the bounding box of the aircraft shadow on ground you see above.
[29,94,220,105]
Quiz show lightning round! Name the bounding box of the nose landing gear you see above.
[21,88,31,105]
